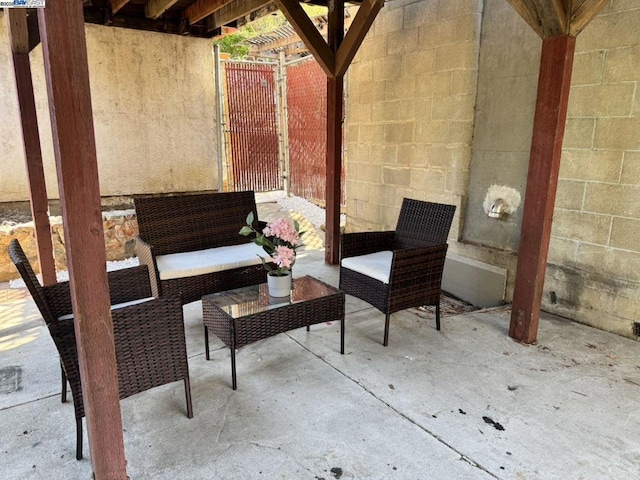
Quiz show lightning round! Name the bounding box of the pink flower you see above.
[263,218,299,245]
[273,245,296,269]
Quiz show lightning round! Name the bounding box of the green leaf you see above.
[239,226,253,236]
[246,211,255,225]
[259,256,273,272]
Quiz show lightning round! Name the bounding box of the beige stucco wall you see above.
[346,0,640,339]
[0,17,216,202]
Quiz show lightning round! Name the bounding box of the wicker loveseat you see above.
[134,191,273,305]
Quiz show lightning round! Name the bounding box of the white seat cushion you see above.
[57,297,155,321]
[341,251,393,284]
[156,243,272,281]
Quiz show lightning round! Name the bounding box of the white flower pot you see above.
[267,271,292,298]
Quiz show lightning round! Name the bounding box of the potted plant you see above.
[240,212,304,297]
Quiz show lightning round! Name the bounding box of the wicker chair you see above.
[339,199,456,346]
[8,239,193,460]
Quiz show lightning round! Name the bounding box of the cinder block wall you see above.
[346,0,640,339]
[0,18,216,202]
[545,2,640,337]
[346,0,484,236]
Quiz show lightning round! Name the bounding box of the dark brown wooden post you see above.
[325,0,344,265]
[6,10,56,286]
[38,3,128,478]
[509,35,576,344]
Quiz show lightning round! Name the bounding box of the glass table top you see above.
[203,275,340,319]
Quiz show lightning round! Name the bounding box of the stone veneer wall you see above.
[0,211,138,282]
[346,0,483,235]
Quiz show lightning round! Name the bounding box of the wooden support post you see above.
[325,76,344,264]
[509,35,576,344]
[324,0,344,265]
[38,3,128,479]
[6,10,55,286]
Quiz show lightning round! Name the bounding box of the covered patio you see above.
[2,209,639,478]
[2,0,639,478]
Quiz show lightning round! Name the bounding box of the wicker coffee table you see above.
[202,275,345,389]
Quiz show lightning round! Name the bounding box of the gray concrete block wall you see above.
[345,0,640,339]
[544,2,640,337]
[346,0,483,235]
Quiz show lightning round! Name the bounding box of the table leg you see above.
[341,315,345,354]
[231,347,237,390]
[204,326,210,360]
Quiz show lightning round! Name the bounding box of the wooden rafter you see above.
[505,0,566,37]
[186,0,234,24]
[506,0,608,38]
[335,0,383,77]
[26,10,40,52]
[7,8,29,53]
[111,0,130,15]
[207,0,272,31]
[273,0,334,76]
[146,0,181,20]
[237,1,279,27]
[569,0,609,36]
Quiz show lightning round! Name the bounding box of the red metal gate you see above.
[223,61,281,192]
[286,59,345,206]
[220,58,344,205]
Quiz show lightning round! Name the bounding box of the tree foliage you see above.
[213,6,327,59]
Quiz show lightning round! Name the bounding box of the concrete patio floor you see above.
[2,202,640,479]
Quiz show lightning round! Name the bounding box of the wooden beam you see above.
[207,0,272,31]
[236,1,279,27]
[505,0,568,38]
[509,35,576,344]
[111,0,130,15]
[84,6,210,38]
[6,10,56,286]
[335,0,383,77]
[273,0,335,77]
[27,10,40,52]
[569,0,609,36]
[7,8,29,53]
[146,0,181,20]
[38,2,128,478]
[186,0,234,24]
[325,0,344,265]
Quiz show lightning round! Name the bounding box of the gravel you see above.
[276,195,345,227]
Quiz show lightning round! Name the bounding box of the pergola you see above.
[4,0,609,478]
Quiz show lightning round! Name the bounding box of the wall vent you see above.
[633,322,640,337]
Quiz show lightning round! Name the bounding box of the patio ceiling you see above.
[79,0,361,38]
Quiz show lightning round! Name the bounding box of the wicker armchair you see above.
[8,239,193,460]
[339,199,456,346]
